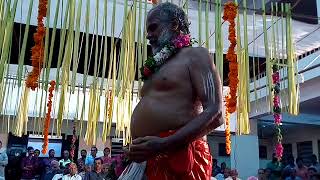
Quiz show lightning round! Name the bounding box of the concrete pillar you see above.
[231,135,259,179]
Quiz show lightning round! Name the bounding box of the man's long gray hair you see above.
[150,2,190,34]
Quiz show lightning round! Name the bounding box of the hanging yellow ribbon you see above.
[14,86,30,137]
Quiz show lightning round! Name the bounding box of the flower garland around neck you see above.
[42,80,55,154]
[272,65,283,161]
[26,0,48,90]
[223,1,238,155]
[140,33,194,81]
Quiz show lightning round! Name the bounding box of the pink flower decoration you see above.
[274,113,282,125]
[272,72,280,84]
[273,95,280,107]
[173,34,191,49]
[275,143,283,160]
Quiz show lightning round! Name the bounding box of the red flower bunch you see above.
[26,0,48,90]
[42,80,55,154]
[275,143,283,160]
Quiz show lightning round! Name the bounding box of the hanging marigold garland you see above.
[42,80,55,154]
[107,91,113,119]
[70,120,77,161]
[26,0,48,90]
[223,2,238,155]
[272,65,283,161]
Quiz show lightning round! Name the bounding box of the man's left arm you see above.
[164,47,223,149]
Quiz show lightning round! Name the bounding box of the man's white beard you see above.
[152,29,174,54]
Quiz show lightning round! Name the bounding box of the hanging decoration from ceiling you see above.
[25,0,48,90]
[0,0,299,151]
[42,80,55,154]
[223,1,238,155]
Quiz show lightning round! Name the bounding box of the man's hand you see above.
[125,136,168,163]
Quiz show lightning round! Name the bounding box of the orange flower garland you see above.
[42,80,55,154]
[70,121,77,161]
[223,2,238,155]
[107,91,113,118]
[26,0,48,90]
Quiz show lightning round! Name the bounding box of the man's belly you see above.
[130,97,194,138]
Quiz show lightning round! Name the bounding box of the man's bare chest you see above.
[141,57,191,94]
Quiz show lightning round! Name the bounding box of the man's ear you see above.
[171,20,179,32]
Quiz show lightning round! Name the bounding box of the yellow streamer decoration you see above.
[215,0,223,82]
[285,4,299,115]
[262,0,273,111]
[57,0,75,136]
[14,87,30,137]
[84,84,100,146]
[0,0,301,147]
[235,0,250,135]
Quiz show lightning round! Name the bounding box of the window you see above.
[283,144,293,157]
[259,146,267,159]
[218,143,230,157]
[297,141,313,165]
[111,138,124,157]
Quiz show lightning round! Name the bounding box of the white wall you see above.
[258,126,320,169]
[207,135,231,168]
[259,138,274,169]
[208,125,320,171]
[282,126,320,160]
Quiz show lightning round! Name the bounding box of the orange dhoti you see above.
[146,131,213,180]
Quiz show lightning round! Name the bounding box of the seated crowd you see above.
[20,146,128,180]
[211,154,320,180]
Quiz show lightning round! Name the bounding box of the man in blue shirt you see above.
[212,159,221,176]
[85,146,98,167]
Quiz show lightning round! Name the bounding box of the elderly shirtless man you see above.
[123,2,223,180]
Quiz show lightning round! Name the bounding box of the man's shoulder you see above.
[182,47,210,58]
[181,47,212,66]
[183,46,209,53]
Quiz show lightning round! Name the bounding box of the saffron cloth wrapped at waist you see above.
[146,130,212,180]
